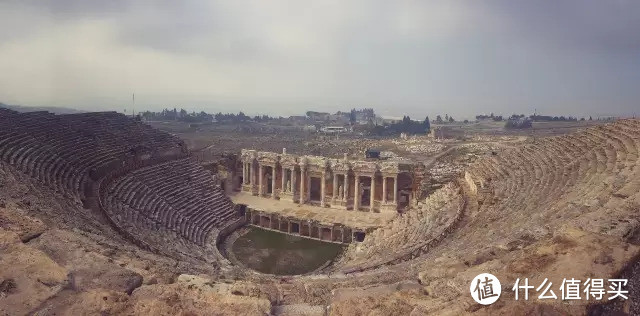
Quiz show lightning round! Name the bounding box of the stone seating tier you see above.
[338,119,640,272]
[0,111,186,200]
[0,111,236,258]
[103,158,237,246]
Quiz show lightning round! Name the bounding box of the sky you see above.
[0,1,639,119]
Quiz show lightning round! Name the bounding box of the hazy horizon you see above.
[1,1,639,119]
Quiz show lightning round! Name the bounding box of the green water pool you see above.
[231,227,345,275]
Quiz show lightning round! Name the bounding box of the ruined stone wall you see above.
[335,182,464,270]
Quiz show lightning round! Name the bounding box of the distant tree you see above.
[423,116,430,131]
[237,111,248,121]
[349,109,357,124]
[589,116,593,121]
[436,115,443,123]
[448,116,455,123]
[368,114,427,136]
[463,119,469,123]
[445,114,449,122]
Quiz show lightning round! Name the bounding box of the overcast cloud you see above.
[0,0,639,119]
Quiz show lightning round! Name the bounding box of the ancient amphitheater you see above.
[1,107,640,315]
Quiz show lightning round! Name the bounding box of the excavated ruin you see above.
[1,107,639,315]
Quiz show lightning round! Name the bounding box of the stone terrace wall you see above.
[335,182,464,272]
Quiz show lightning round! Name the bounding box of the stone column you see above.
[370,175,375,212]
[332,173,338,204]
[320,171,326,207]
[343,173,348,202]
[258,164,264,196]
[393,175,398,204]
[247,163,251,185]
[242,163,246,184]
[291,167,297,196]
[249,161,253,185]
[382,176,387,203]
[299,167,305,204]
[307,175,311,201]
[281,167,287,193]
[244,163,248,184]
[354,174,360,210]
[271,166,276,199]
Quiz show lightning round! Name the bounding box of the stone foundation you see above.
[244,207,359,244]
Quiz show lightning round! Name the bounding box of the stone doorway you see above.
[290,222,300,234]
[310,177,322,202]
[266,167,274,194]
[360,177,372,207]
[321,227,332,241]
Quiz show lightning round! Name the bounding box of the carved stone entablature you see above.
[379,161,400,174]
[240,149,257,162]
[379,161,413,175]
[351,161,378,175]
[257,151,279,166]
[280,154,298,169]
[298,156,308,168]
[240,149,422,176]
[305,155,328,173]
[330,158,351,173]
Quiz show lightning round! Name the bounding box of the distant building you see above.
[320,126,349,134]
[306,111,331,121]
[288,115,307,122]
[505,117,532,129]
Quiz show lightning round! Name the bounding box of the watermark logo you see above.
[470,273,501,305]
[512,278,628,301]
